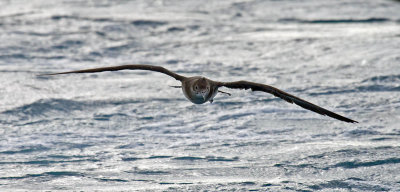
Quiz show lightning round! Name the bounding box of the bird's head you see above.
[192,77,210,100]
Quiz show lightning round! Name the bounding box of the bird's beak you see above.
[202,93,207,101]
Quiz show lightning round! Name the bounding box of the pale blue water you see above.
[1,0,400,191]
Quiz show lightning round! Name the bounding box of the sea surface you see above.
[1,0,400,191]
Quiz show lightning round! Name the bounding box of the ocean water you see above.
[1,0,400,191]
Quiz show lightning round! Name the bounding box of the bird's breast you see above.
[182,88,207,104]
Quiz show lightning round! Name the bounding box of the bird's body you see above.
[181,76,218,104]
[41,64,358,123]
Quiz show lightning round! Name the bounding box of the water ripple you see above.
[0,145,50,155]
[332,158,400,169]
[308,179,389,191]
[279,17,391,24]
[0,171,83,180]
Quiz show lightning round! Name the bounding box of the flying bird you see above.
[41,64,358,123]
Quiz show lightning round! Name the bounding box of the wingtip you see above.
[344,118,358,124]
[37,72,68,76]
[351,120,359,124]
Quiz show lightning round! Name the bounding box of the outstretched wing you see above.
[217,80,357,123]
[40,64,186,81]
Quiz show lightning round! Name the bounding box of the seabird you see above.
[41,64,358,123]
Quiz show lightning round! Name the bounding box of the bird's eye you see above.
[195,86,198,90]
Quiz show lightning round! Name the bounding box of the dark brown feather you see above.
[217,80,358,123]
[41,64,186,81]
